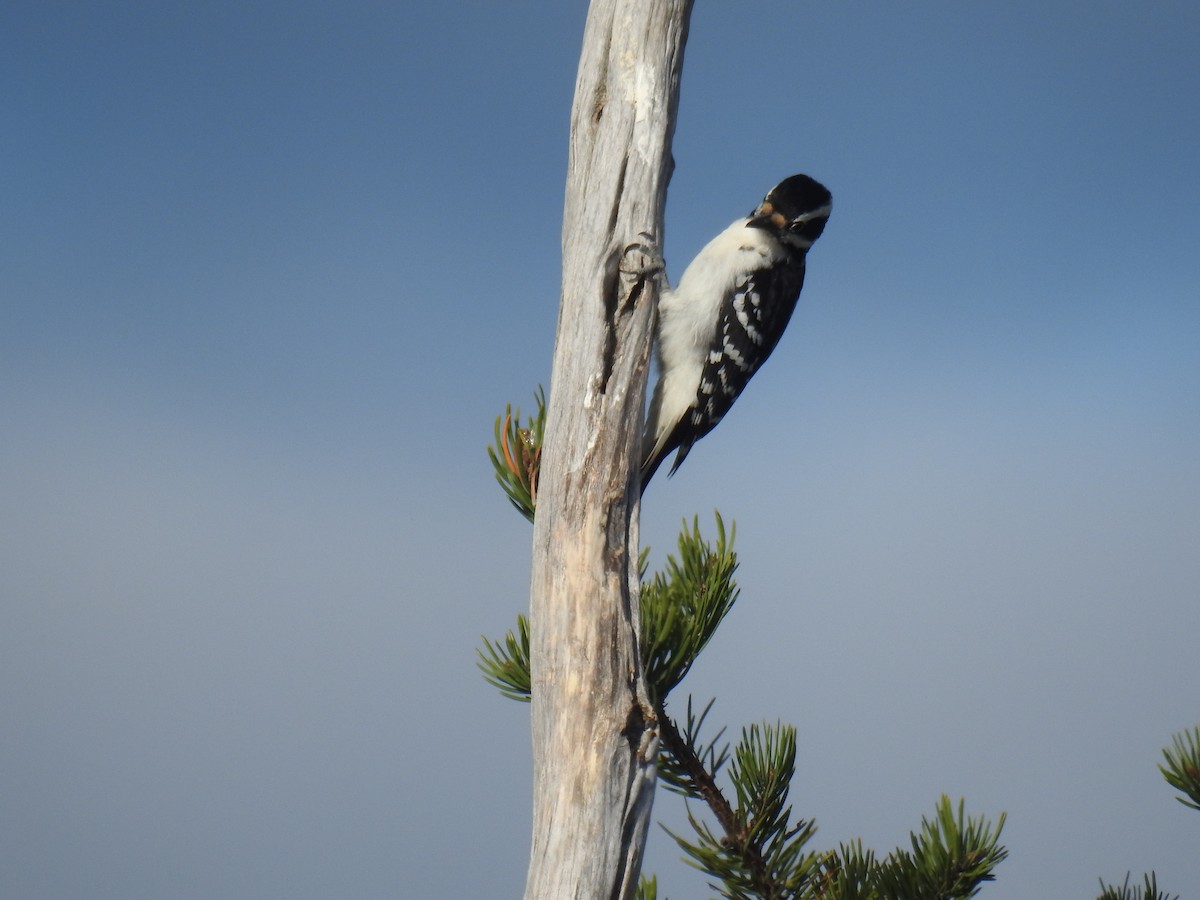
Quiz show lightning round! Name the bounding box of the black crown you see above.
[761,173,832,219]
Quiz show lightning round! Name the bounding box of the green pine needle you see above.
[669,722,821,899]
[642,512,739,702]
[874,796,1007,900]
[478,512,737,707]
[657,696,729,797]
[636,874,662,900]
[1096,872,1178,900]
[476,614,530,702]
[487,387,545,523]
[1158,725,1200,811]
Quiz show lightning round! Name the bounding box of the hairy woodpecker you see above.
[641,173,832,486]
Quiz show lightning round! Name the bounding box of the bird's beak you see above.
[747,202,788,230]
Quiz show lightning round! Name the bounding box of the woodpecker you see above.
[641,173,832,486]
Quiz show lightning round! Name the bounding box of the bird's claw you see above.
[620,231,665,280]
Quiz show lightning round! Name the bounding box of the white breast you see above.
[643,219,786,460]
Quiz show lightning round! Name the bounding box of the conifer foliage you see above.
[483,396,1010,898]
[485,396,1197,898]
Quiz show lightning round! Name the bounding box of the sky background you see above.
[3,1,1198,897]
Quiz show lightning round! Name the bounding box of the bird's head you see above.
[748,173,832,250]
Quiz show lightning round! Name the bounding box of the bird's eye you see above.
[791,217,828,242]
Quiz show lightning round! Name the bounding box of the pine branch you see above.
[1096,872,1178,900]
[476,614,531,702]
[655,698,740,838]
[872,797,1007,900]
[637,874,664,900]
[811,842,875,900]
[479,496,1011,898]
[641,512,739,701]
[663,718,820,899]
[1158,725,1200,811]
[656,696,730,797]
[1094,726,1199,900]
[486,387,545,523]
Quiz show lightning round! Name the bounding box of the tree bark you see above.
[524,2,692,899]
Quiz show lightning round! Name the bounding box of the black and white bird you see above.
[641,173,832,486]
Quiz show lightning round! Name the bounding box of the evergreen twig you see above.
[1096,872,1179,900]
[479,488,1010,898]
[1158,725,1200,811]
[487,387,545,522]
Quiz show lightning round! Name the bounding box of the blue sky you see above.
[3,2,1198,897]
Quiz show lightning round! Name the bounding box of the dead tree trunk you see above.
[524,2,692,899]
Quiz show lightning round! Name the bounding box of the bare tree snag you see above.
[524,2,692,899]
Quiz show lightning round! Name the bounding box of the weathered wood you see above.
[524,2,692,898]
